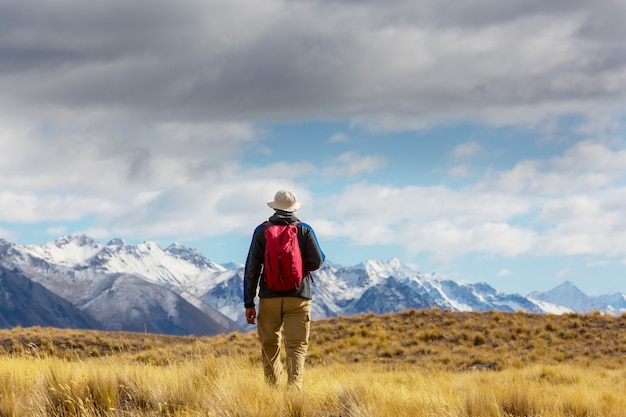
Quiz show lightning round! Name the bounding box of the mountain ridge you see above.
[0,235,624,333]
[529,280,626,314]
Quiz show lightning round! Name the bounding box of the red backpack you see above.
[262,221,309,291]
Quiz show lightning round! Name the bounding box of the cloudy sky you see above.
[1,0,626,295]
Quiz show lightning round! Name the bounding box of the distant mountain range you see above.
[0,236,624,335]
[529,281,626,315]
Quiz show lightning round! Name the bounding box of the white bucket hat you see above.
[267,189,303,212]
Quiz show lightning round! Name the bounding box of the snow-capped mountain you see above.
[0,235,623,334]
[529,281,626,315]
[0,237,241,336]
[309,261,550,319]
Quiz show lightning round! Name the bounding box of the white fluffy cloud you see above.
[450,141,483,159]
[312,140,626,262]
[323,152,387,179]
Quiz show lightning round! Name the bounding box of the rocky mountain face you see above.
[0,266,97,329]
[0,236,623,334]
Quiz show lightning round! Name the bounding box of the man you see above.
[244,189,325,390]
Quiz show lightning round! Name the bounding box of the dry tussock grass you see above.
[0,309,625,416]
[309,309,626,370]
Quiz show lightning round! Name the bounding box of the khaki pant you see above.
[257,297,312,389]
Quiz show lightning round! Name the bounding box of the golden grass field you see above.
[0,309,625,416]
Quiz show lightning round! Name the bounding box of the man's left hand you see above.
[245,307,257,325]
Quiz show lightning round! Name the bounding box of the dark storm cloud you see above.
[1,0,625,126]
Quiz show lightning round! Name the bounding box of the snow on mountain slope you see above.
[320,258,413,302]
[347,276,432,315]
[597,293,626,315]
[529,281,592,312]
[15,235,103,267]
[199,269,244,325]
[526,297,574,315]
[78,273,236,335]
[10,236,227,295]
[0,236,241,335]
[88,240,226,294]
[2,235,624,334]
[307,263,347,317]
[530,281,626,314]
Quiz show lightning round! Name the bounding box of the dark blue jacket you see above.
[243,210,325,308]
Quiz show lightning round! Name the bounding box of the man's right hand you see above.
[245,307,257,325]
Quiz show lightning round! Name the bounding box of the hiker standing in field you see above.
[244,189,325,390]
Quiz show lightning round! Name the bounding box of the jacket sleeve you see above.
[243,224,265,308]
[299,223,325,272]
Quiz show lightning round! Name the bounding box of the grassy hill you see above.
[1,309,625,416]
[4,309,625,369]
